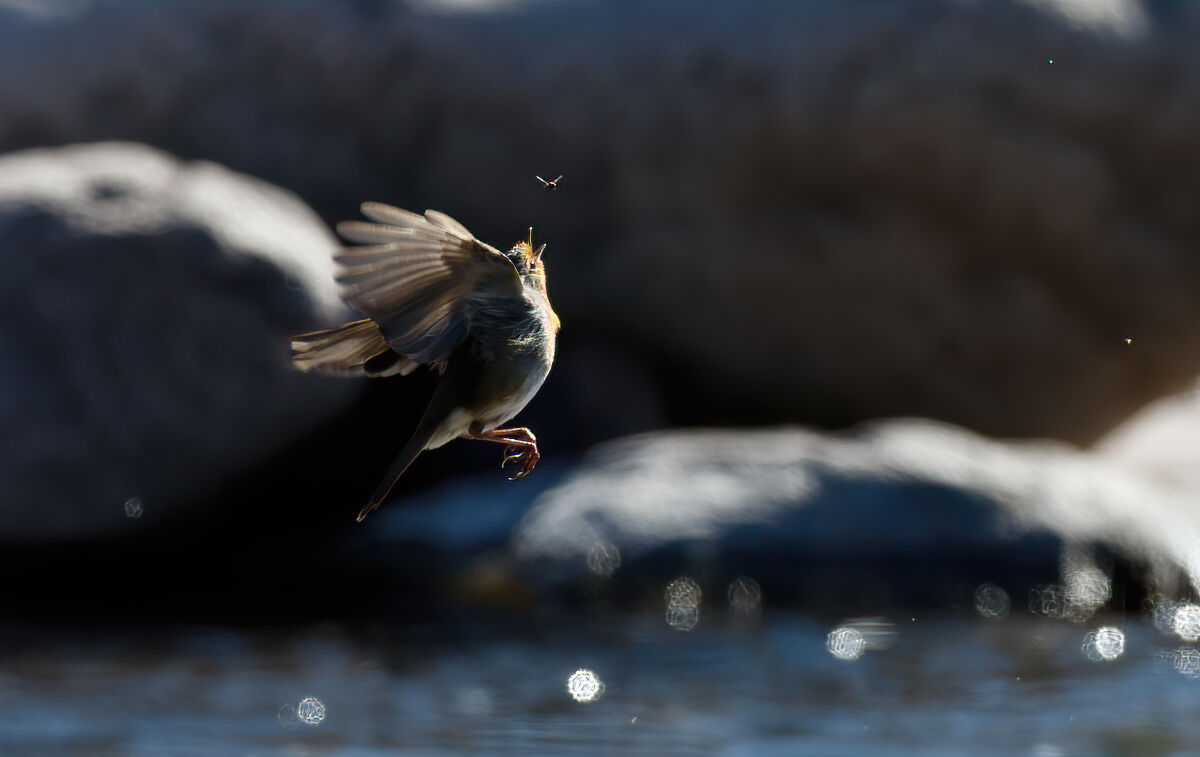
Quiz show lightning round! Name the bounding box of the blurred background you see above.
[1,0,1199,753]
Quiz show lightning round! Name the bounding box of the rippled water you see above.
[2,609,1199,756]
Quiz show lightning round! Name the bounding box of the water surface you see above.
[2,610,1196,756]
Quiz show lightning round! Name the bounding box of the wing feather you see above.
[423,209,474,240]
[333,203,522,369]
[336,256,448,286]
[334,243,450,264]
[336,221,425,245]
[360,202,429,227]
[337,266,448,291]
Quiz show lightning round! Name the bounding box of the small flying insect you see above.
[536,174,563,190]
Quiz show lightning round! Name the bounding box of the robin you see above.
[291,203,560,521]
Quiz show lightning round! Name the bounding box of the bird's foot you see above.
[469,426,540,480]
[501,442,540,480]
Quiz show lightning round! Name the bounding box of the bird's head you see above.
[508,228,559,331]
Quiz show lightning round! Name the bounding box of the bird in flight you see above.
[291,203,560,521]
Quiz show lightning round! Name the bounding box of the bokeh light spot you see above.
[277,704,300,730]
[1029,585,1068,618]
[664,577,702,631]
[665,605,700,632]
[123,497,143,518]
[826,625,866,661]
[1173,604,1200,641]
[665,576,701,608]
[566,668,605,703]
[454,686,492,716]
[1063,562,1111,616]
[297,696,326,726]
[728,576,763,624]
[1172,647,1200,677]
[586,540,621,578]
[1148,596,1179,634]
[847,618,897,651]
[974,583,1010,619]
[1029,553,1114,622]
[1081,627,1125,662]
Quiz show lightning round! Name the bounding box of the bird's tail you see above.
[356,371,459,522]
[356,433,428,522]
[290,319,412,377]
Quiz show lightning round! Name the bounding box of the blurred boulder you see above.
[349,416,1200,611]
[0,141,357,542]
[0,1,1197,445]
[1094,381,1200,491]
[509,423,1184,602]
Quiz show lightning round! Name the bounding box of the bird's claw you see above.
[500,443,539,480]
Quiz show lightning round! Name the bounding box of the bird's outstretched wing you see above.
[334,203,523,368]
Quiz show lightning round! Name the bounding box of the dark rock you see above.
[0,141,358,542]
[348,412,1200,612]
[509,423,1074,609]
[0,1,1197,445]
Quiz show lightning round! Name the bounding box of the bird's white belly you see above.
[425,407,476,450]
[423,359,551,451]
[482,360,550,425]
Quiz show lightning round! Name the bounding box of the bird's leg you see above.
[467,427,540,480]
